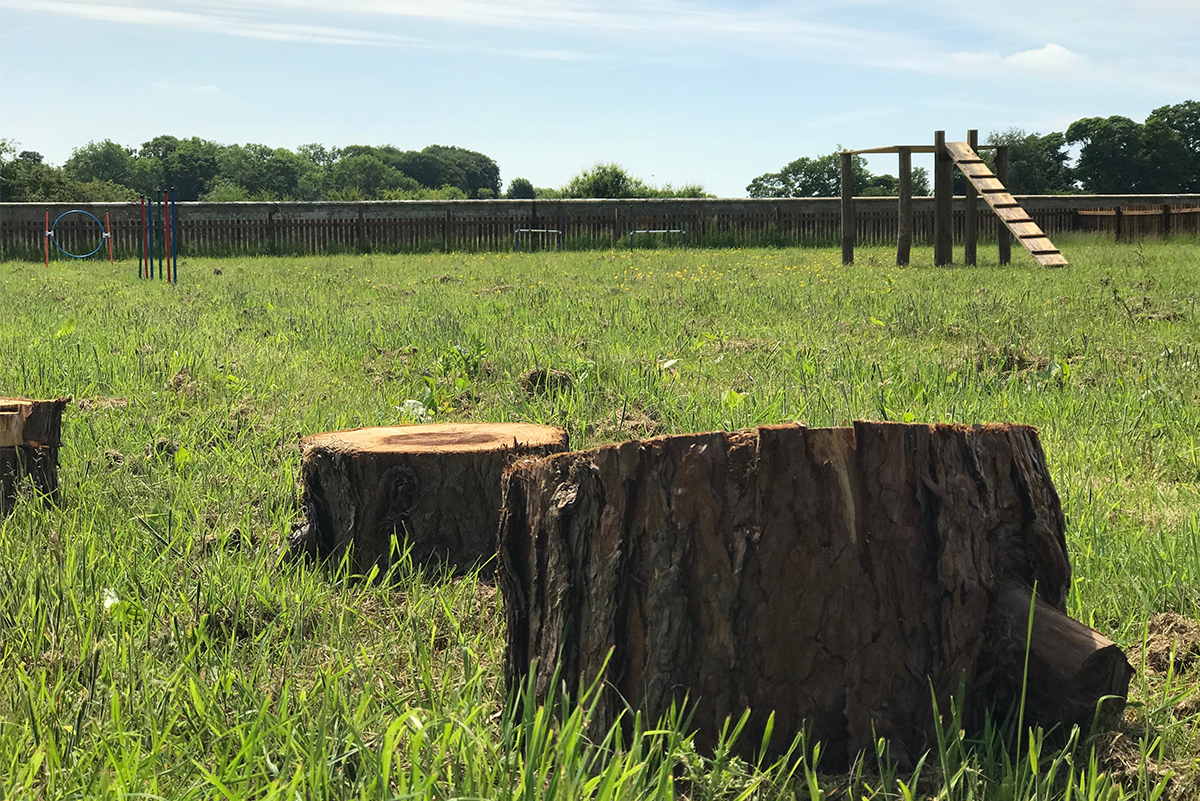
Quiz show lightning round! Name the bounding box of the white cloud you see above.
[951,43,1085,74]
[1003,43,1084,72]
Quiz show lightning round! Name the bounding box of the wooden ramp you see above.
[945,141,1068,267]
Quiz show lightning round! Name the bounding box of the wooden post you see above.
[995,145,1011,265]
[965,130,978,266]
[897,147,912,266]
[934,131,953,266]
[1162,203,1172,237]
[840,151,855,265]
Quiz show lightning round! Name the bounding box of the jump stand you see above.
[840,130,1067,268]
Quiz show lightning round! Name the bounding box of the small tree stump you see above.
[1,396,69,516]
[499,421,1132,767]
[297,422,567,576]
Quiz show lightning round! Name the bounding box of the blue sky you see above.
[1,0,1197,197]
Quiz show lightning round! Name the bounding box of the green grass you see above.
[1,235,1198,799]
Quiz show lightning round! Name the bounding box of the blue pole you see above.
[148,195,156,279]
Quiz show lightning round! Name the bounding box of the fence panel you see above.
[3,196,1198,260]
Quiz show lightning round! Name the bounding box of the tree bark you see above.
[499,421,1130,768]
[1,396,69,516]
[296,422,567,576]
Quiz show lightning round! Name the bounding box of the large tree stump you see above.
[1,396,69,517]
[499,422,1132,767]
[296,422,567,576]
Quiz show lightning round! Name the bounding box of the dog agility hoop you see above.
[48,209,112,259]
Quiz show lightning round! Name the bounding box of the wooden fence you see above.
[2,195,1197,260]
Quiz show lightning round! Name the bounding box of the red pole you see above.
[106,212,114,264]
[44,210,50,268]
[163,191,171,283]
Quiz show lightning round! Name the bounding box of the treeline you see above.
[0,139,711,203]
[0,137,505,202]
[748,101,1200,197]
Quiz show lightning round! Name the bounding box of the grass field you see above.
[1,237,1198,799]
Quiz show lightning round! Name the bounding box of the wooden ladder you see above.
[945,141,1068,267]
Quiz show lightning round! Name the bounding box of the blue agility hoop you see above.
[50,209,110,258]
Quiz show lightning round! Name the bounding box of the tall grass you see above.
[1,235,1197,798]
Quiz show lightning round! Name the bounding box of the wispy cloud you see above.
[1,0,599,58]
[4,0,1197,86]
[3,0,412,45]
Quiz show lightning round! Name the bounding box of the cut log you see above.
[1,396,70,516]
[499,421,1129,768]
[296,422,568,576]
[990,581,1133,726]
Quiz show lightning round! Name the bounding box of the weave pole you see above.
[140,197,149,278]
[162,190,171,282]
[170,187,179,283]
[149,196,156,279]
[44,210,49,267]
[105,212,114,264]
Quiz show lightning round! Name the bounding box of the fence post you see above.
[934,131,953,266]
[897,147,912,266]
[840,151,855,265]
[995,144,1011,265]
[1162,203,1172,237]
[965,130,978,266]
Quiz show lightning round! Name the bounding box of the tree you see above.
[395,151,468,194]
[563,163,651,198]
[216,143,317,200]
[981,130,1074,194]
[137,136,220,199]
[746,150,870,198]
[65,140,135,186]
[422,145,501,197]
[1145,101,1199,191]
[329,154,416,199]
[298,142,340,168]
[1065,116,1160,193]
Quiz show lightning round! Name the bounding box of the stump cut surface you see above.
[304,423,566,454]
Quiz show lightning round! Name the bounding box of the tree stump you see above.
[499,421,1132,767]
[296,422,568,576]
[1,396,69,517]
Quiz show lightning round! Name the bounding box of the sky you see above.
[1,0,1197,197]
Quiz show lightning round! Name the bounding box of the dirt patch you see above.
[76,396,129,413]
[521,368,572,396]
[165,367,199,396]
[1132,613,1200,676]
[964,342,1049,376]
[1093,728,1179,793]
[364,347,416,384]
